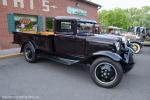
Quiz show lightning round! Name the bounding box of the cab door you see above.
[54,34,86,57]
[54,20,85,58]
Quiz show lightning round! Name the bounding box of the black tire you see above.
[90,57,123,88]
[23,43,37,63]
[131,43,141,54]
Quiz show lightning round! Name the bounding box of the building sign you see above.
[1,0,57,12]
[19,19,31,25]
[14,0,24,8]
[67,6,87,16]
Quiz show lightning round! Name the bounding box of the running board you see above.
[39,54,79,65]
[48,56,79,65]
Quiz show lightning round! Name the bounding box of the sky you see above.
[90,0,150,10]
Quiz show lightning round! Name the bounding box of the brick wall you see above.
[0,0,98,50]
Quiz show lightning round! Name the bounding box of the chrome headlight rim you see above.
[115,42,121,51]
[122,36,127,44]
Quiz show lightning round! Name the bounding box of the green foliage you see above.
[46,17,53,31]
[99,6,150,29]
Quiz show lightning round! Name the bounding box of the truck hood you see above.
[86,34,120,44]
[99,34,123,39]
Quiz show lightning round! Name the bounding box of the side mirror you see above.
[77,24,80,27]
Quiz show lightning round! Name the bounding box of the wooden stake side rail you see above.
[20,31,55,36]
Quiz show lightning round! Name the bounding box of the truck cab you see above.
[13,16,134,88]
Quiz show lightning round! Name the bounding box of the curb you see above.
[0,53,23,60]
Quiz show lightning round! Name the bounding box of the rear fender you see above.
[21,41,37,52]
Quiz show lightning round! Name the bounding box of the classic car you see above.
[99,26,143,54]
[144,29,150,45]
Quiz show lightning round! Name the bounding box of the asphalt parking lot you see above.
[0,46,150,100]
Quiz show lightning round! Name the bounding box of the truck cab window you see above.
[55,20,73,34]
[61,22,72,30]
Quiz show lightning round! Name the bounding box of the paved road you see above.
[0,47,150,100]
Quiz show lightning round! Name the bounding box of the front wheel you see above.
[131,43,141,54]
[90,57,123,88]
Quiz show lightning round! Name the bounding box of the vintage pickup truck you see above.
[13,16,134,88]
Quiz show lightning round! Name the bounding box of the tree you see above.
[99,6,150,29]
[125,6,150,27]
[99,8,130,29]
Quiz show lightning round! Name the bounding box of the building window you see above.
[14,14,38,32]
[46,17,54,32]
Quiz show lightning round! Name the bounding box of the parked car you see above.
[99,26,143,54]
[13,16,135,88]
[144,29,150,45]
[122,32,143,54]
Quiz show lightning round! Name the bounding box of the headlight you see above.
[127,38,130,41]
[115,42,120,51]
[136,35,140,39]
[122,36,127,44]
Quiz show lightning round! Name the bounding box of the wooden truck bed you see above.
[13,32,55,53]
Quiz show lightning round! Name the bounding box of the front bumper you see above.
[121,47,135,73]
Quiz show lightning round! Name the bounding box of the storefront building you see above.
[0,0,101,49]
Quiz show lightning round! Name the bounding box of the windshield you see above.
[77,22,95,35]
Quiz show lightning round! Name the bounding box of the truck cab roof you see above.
[55,16,97,24]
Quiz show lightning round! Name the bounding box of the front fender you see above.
[92,51,122,62]
[130,41,143,48]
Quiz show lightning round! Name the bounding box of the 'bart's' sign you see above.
[1,0,57,12]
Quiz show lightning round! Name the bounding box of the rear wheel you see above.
[131,43,141,54]
[90,57,123,88]
[23,43,37,63]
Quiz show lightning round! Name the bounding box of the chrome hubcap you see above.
[25,47,32,60]
[132,45,138,51]
[132,43,140,53]
[95,63,117,83]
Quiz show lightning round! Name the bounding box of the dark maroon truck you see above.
[13,16,134,88]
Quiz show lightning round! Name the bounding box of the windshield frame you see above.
[77,21,96,35]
